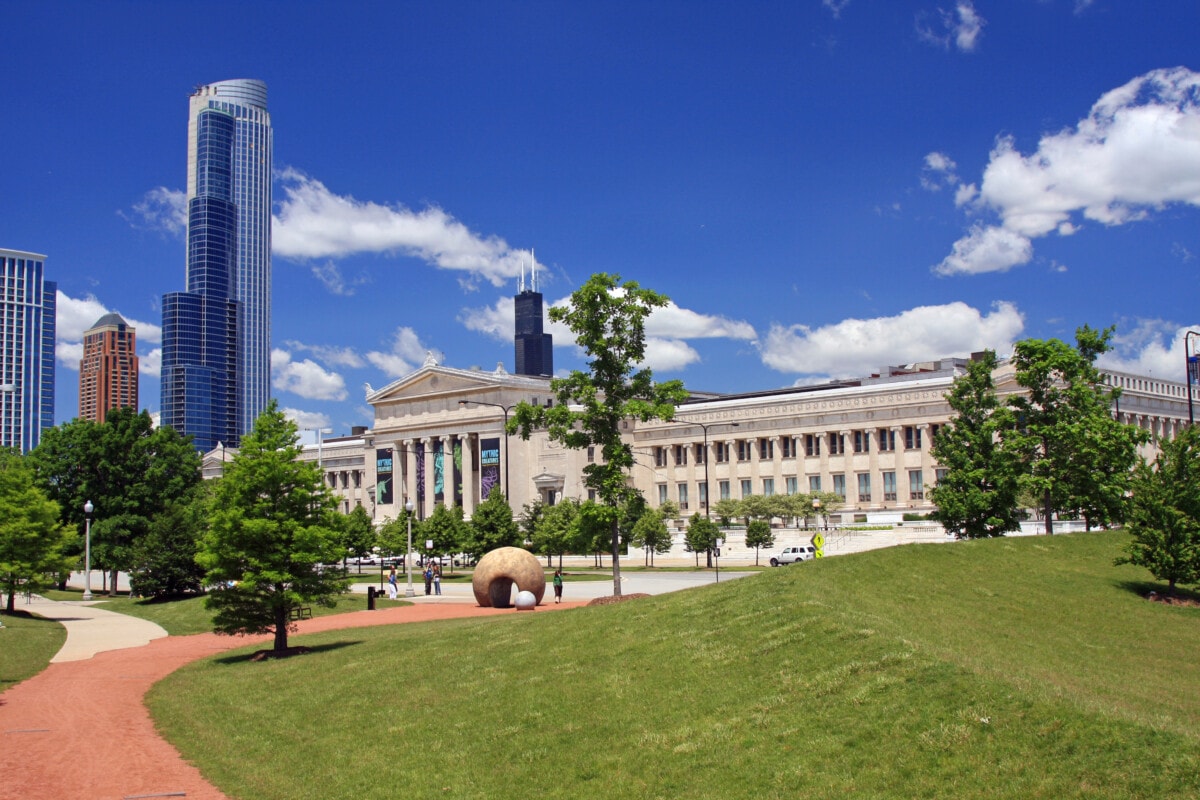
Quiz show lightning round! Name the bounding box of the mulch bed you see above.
[1146,591,1200,608]
[588,593,651,606]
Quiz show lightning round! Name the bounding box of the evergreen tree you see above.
[196,401,347,654]
[129,482,210,599]
[1118,426,1200,596]
[930,351,1023,538]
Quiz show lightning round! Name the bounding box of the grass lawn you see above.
[0,610,67,691]
[148,531,1200,799]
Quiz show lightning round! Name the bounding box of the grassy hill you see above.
[149,531,1200,799]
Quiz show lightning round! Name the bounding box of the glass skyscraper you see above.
[161,79,272,451]
[0,249,56,453]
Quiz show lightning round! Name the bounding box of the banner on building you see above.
[375,448,393,506]
[480,437,500,501]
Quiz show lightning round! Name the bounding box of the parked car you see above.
[770,545,816,566]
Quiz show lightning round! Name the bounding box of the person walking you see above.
[387,566,398,600]
[433,564,442,596]
[423,563,433,596]
[553,569,563,603]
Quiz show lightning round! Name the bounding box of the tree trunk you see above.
[274,584,289,651]
[5,590,13,613]
[610,516,622,597]
[1042,489,1053,535]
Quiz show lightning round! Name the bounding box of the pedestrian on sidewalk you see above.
[553,569,563,603]
[387,566,398,600]
[433,564,442,595]
[423,564,433,595]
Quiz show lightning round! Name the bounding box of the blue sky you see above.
[4,1,1199,435]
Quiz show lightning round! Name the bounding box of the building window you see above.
[588,489,596,502]
[587,446,595,463]
[719,480,730,500]
[737,440,752,461]
[674,444,688,465]
[740,479,752,498]
[759,438,774,460]
[809,475,822,493]
[654,447,667,467]
[678,483,689,510]
[715,441,729,463]
[935,468,948,485]
[829,433,845,455]
[786,476,798,495]
[695,443,706,464]
[658,484,668,505]
[904,426,922,450]
[763,478,775,496]
[909,469,924,500]
[883,471,897,501]
[930,424,941,444]
[699,482,708,509]
[878,428,896,452]
[832,474,846,501]
[853,430,869,453]
[805,434,821,457]
[857,473,871,502]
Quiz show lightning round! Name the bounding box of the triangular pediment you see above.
[367,364,553,406]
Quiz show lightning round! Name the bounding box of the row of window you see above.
[656,468,948,509]
[653,425,941,467]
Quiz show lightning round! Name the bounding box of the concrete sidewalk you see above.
[21,595,168,662]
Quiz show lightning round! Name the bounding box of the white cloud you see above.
[937,67,1200,275]
[1097,320,1200,380]
[281,407,332,431]
[643,338,702,372]
[54,290,163,372]
[272,169,530,288]
[935,224,1033,276]
[822,0,850,19]
[271,348,348,401]
[917,1,985,53]
[141,348,162,378]
[921,151,960,191]
[366,327,441,378]
[284,340,366,369]
[760,301,1025,378]
[122,187,187,234]
[647,301,758,341]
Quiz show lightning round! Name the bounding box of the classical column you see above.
[441,435,456,510]
[460,433,476,516]
[402,439,417,512]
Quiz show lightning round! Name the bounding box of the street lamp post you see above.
[459,400,515,499]
[670,420,739,519]
[404,498,416,598]
[714,536,724,583]
[1186,331,1200,426]
[82,500,94,601]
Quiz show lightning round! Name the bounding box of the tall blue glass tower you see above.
[0,249,56,453]
[161,79,272,451]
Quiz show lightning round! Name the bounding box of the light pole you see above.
[714,536,724,583]
[404,497,416,598]
[812,497,821,531]
[82,500,94,601]
[459,400,515,499]
[1186,331,1200,425]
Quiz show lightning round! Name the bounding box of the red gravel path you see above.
[0,602,584,800]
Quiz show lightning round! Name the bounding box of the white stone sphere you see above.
[515,590,537,610]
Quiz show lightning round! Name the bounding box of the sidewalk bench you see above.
[289,606,313,621]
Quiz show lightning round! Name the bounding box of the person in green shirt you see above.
[553,569,563,603]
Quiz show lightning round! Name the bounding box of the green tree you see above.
[196,401,347,654]
[377,508,420,563]
[519,498,547,559]
[1005,326,1146,533]
[630,509,673,566]
[740,494,774,523]
[510,273,688,596]
[576,500,616,567]
[930,351,1024,539]
[532,498,580,570]
[128,482,211,599]
[468,490,521,556]
[744,519,775,565]
[683,513,720,567]
[339,505,377,566]
[1117,426,1200,596]
[0,451,73,613]
[710,498,741,528]
[425,503,470,565]
[29,408,200,594]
